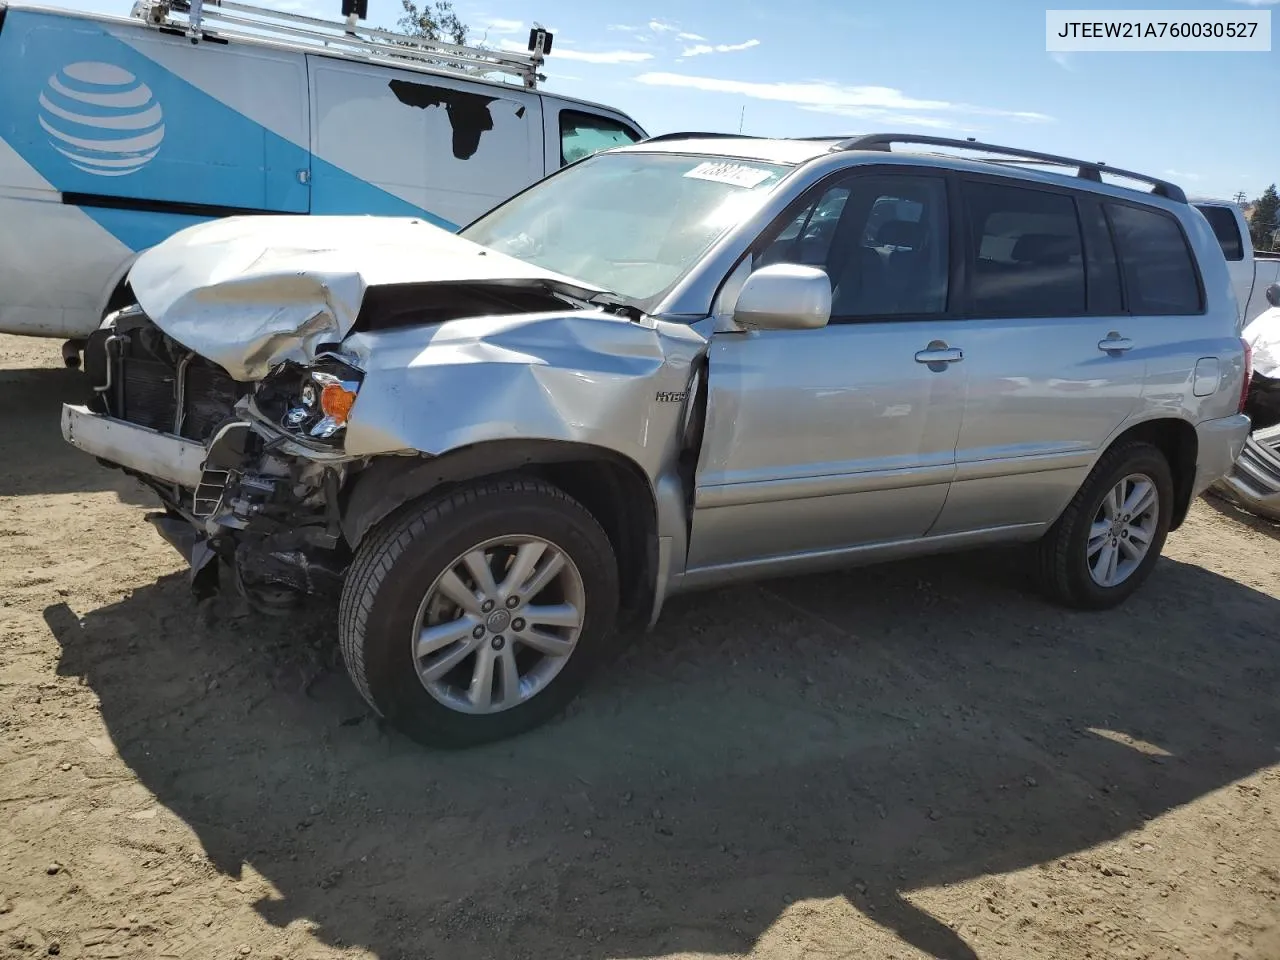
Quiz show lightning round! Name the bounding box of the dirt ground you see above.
[1,331,1279,960]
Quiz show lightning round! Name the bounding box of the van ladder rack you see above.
[835,133,1187,204]
[130,0,553,89]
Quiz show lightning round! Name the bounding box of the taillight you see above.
[1239,337,1253,415]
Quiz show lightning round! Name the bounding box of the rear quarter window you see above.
[1105,203,1204,316]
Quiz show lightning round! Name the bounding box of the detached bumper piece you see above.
[61,403,207,487]
[1212,423,1280,523]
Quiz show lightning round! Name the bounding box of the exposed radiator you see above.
[120,358,177,433]
[118,355,242,443]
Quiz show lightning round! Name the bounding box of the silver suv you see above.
[61,133,1253,747]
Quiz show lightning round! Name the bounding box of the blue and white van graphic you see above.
[39,61,166,178]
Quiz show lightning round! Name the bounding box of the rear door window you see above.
[961,180,1086,318]
[1106,202,1204,315]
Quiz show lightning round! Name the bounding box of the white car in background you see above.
[1212,283,1280,521]
[1192,199,1280,328]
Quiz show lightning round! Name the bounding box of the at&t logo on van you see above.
[37,62,165,177]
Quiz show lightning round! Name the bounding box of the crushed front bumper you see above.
[1210,422,1280,522]
[61,403,208,487]
[61,401,349,605]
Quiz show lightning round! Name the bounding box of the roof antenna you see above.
[738,105,745,135]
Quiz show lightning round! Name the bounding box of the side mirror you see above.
[732,263,831,331]
[1266,283,1280,308]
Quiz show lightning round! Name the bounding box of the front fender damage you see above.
[339,311,707,475]
[149,314,704,618]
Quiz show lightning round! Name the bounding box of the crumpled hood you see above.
[126,215,607,381]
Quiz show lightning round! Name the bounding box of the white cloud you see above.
[1227,0,1278,6]
[806,107,960,130]
[677,32,706,41]
[500,39,653,63]
[649,19,678,32]
[635,73,1052,125]
[1165,169,1203,181]
[1049,51,1075,71]
[480,18,523,35]
[555,48,654,64]
[682,39,761,56]
[607,24,639,32]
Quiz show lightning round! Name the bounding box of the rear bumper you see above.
[60,403,207,487]
[1210,422,1280,522]
[1192,413,1251,499]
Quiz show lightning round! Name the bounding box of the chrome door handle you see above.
[1098,334,1134,354]
[914,342,964,364]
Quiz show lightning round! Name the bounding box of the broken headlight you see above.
[259,358,363,445]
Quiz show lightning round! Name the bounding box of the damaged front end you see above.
[73,306,357,612]
[62,215,709,624]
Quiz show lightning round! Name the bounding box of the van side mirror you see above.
[1267,283,1280,308]
[732,263,831,331]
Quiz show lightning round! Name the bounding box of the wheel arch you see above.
[1099,416,1199,531]
[99,256,140,320]
[340,439,661,628]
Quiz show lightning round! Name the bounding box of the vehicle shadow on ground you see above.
[0,367,156,503]
[44,547,1280,960]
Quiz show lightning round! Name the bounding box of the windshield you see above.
[460,152,792,306]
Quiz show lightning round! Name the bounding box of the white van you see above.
[0,0,647,352]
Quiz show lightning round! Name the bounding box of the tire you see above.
[1034,441,1174,610]
[338,476,620,748]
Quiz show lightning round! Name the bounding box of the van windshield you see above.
[460,152,791,308]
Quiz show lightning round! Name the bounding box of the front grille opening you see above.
[94,314,248,443]
[120,360,243,441]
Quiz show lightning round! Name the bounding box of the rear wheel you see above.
[1034,441,1173,610]
[338,477,620,748]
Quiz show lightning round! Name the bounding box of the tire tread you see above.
[337,476,610,729]
[1034,440,1171,609]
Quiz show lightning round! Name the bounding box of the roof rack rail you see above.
[639,131,756,144]
[835,133,1187,204]
[129,0,553,88]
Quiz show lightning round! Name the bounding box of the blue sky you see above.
[35,0,1280,201]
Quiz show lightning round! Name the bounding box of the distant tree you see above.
[1249,184,1280,251]
[395,0,468,45]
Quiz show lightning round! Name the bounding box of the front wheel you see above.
[1034,441,1174,610]
[338,477,621,748]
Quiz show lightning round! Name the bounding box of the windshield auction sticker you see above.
[1046,9,1271,51]
[683,162,776,189]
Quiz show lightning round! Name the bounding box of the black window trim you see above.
[1076,194,1127,316]
[557,108,643,167]
[744,164,961,326]
[1102,196,1208,317]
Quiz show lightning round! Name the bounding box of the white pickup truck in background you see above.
[1193,199,1280,328]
